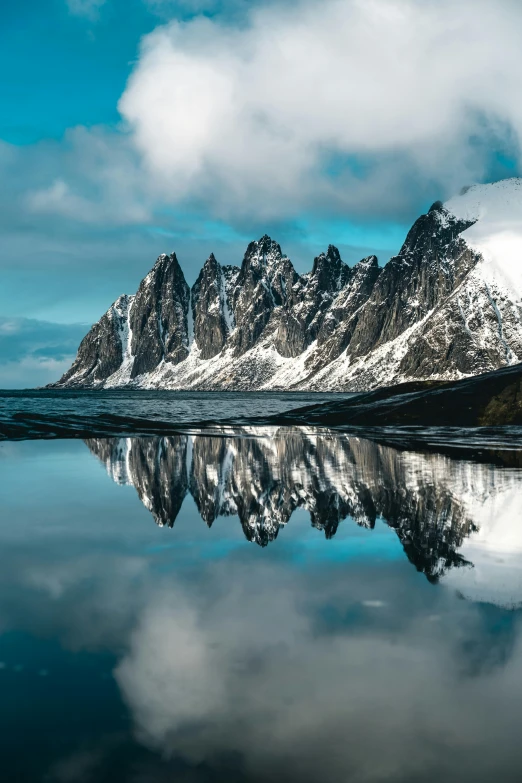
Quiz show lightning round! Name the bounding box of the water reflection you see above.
[86,427,522,608]
[3,434,522,781]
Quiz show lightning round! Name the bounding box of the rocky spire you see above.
[129,252,190,378]
[230,235,300,356]
[309,245,351,293]
[192,254,236,359]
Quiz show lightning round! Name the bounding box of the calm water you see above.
[0,389,354,432]
[1,427,522,782]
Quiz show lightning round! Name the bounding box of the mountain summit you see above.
[52,178,522,391]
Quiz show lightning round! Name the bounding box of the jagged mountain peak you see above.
[200,252,220,272]
[314,244,342,262]
[152,250,181,269]
[396,203,474,265]
[353,254,379,270]
[258,232,281,248]
[192,252,236,359]
[242,235,286,269]
[52,177,522,392]
[126,248,191,379]
[428,199,444,213]
[312,244,340,267]
[140,251,187,296]
[309,245,351,294]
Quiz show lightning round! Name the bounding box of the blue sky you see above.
[1,0,522,386]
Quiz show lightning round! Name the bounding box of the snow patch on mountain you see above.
[445,178,522,304]
[107,294,136,387]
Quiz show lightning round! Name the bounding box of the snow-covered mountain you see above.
[53,178,522,391]
[86,429,522,606]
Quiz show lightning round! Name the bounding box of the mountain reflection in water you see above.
[4,431,522,782]
[86,427,522,608]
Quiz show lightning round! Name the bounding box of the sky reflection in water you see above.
[1,429,522,782]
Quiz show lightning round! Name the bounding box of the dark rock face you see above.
[310,245,352,294]
[51,194,522,391]
[86,428,488,580]
[344,206,478,360]
[192,254,237,359]
[274,312,308,358]
[55,295,131,388]
[318,255,380,344]
[290,244,354,350]
[311,255,381,367]
[229,235,301,357]
[130,253,190,378]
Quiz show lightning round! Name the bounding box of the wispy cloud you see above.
[27,177,149,225]
[65,0,107,20]
[0,317,87,388]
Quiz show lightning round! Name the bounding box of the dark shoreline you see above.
[2,364,522,448]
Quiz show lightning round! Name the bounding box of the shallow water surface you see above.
[1,428,522,782]
[0,389,354,438]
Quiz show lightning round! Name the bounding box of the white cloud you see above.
[24,127,151,225]
[119,0,522,220]
[66,0,106,19]
[27,177,148,225]
[27,179,93,220]
[0,321,19,335]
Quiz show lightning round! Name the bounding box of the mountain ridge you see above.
[51,178,522,391]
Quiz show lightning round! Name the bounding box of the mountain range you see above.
[51,178,522,391]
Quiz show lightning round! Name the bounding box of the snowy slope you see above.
[297,178,522,390]
[446,179,522,290]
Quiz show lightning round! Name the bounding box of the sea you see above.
[0,389,354,437]
[1,389,522,782]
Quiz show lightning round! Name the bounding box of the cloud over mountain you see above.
[3,0,522,346]
[120,0,522,219]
